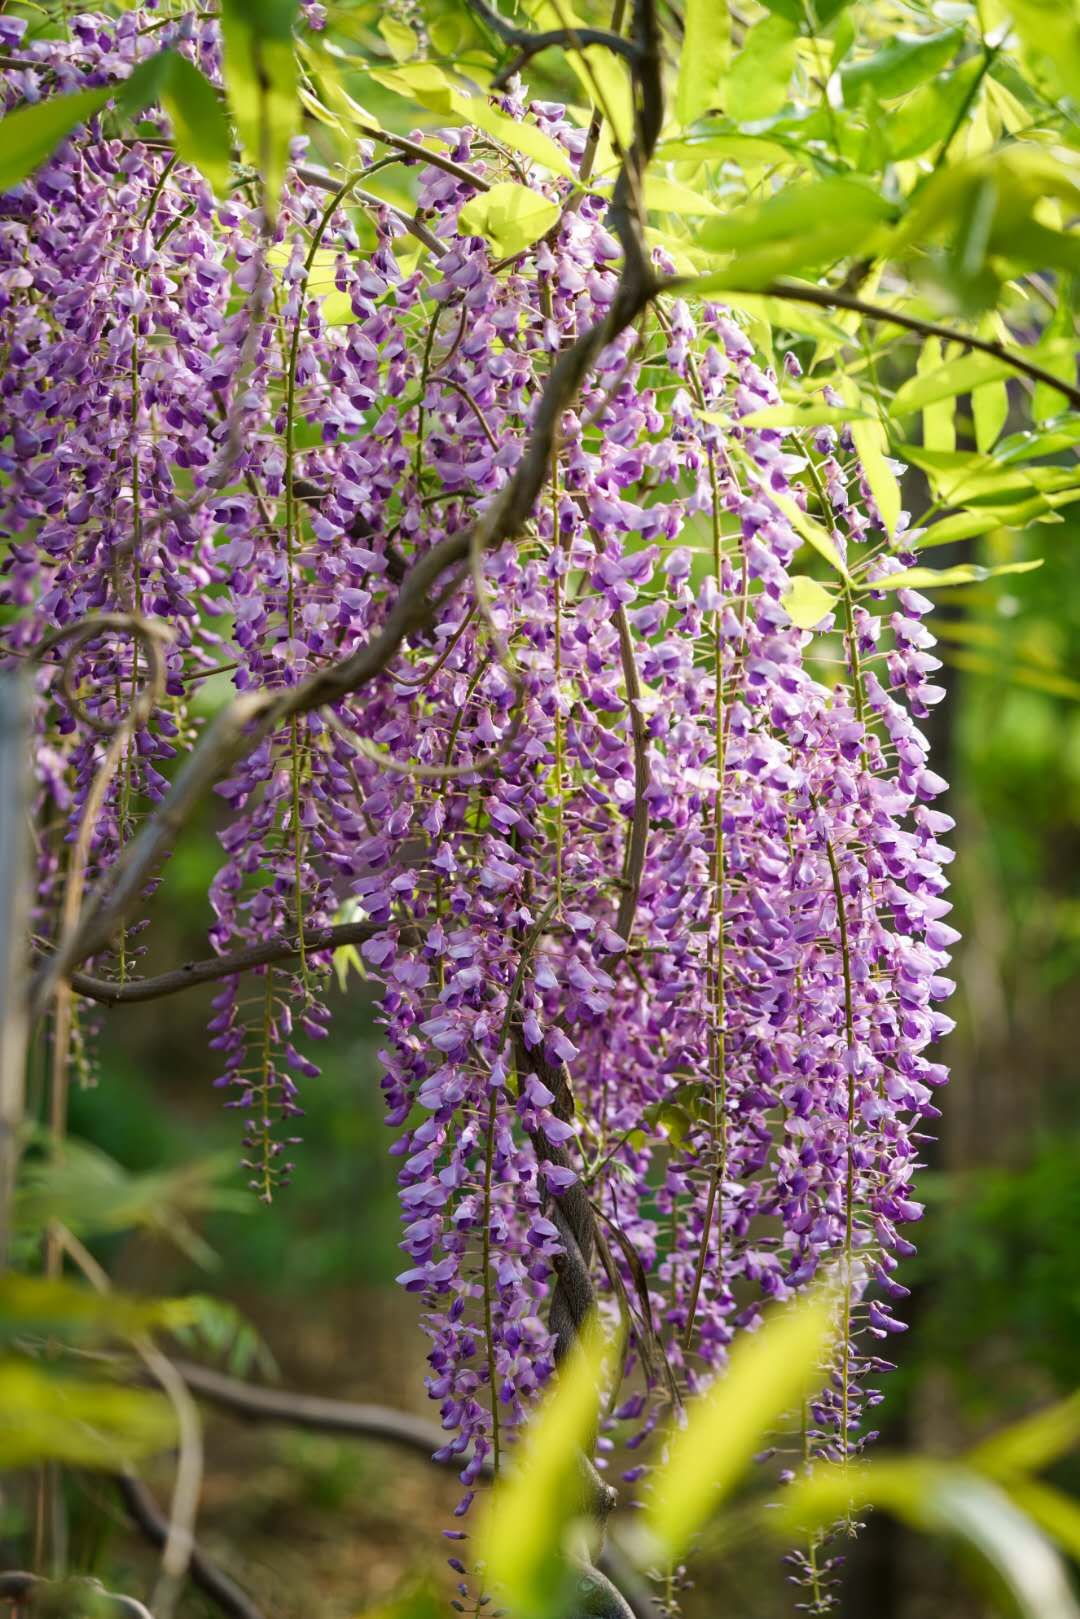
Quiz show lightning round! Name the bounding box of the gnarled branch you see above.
[668,274,1080,411]
[60,922,379,1006]
[117,1474,266,1619]
[467,0,641,86]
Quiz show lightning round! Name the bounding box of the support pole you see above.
[0,675,30,1269]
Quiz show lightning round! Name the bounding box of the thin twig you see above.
[667,275,1080,410]
[117,1475,266,1619]
[55,1227,202,1619]
[467,0,640,83]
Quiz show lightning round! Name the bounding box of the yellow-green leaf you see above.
[160,54,233,195]
[968,1391,1080,1480]
[728,12,798,122]
[644,1289,834,1562]
[693,181,896,289]
[659,133,799,169]
[917,337,956,453]
[0,1360,176,1470]
[0,87,111,190]
[458,181,560,258]
[780,493,850,580]
[739,403,867,428]
[783,575,838,629]
[1009,1478,1080,1557]
[527,0,634,150]
[892,341,1070,416]
[973,377,1008,452]
[1007,0,1080,105]
[914,509,1014,548]
[861,559,1044,592]
[942,650,1080,702]
[644,175,721,216]
[0,1274,193,1341]
[369,63,575,179]
[838,380,901,538]
[378,15,419,62]
[485,1313,615,1615]
[676,0,731,125]
[781,1463,1080,1619]
[221,0,299,221]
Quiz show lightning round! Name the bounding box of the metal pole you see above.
[0,674,30,1269]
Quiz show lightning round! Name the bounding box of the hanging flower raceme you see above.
[1,10,954,1608]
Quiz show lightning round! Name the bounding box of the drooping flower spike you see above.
[1,10,953,1609]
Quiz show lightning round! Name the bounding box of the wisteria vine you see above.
[2,4,955,1611]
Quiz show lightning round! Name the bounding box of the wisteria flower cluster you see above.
[1,8,954,1607]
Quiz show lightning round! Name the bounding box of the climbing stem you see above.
[481,1089,502,1479]
[282,174,361,987]
[550,450,565,914]
[683,442,727,1354]
[256,967,276,1203]
[823,828,856,1470]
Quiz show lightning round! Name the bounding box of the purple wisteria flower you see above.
[1,12,955,1609]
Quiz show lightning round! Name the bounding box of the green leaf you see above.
[370,63,575,179]
[968,1391,1080,1479]
[16,1137,246,1262]
[526,0,634,150]
[917,338,956,453]
[1031,291,1078,426]
[891,349,1017,416]
[841,29,963,104]
[658,132,801,169]
[160,54,233,194]
[644,175,721,216]
[996,418,1080,463]
[0,87,111,190]
[1010,1478,1080,1556]
[779,488,851,578]
[914,510,1015,548]
[894,340,1071,418]
[728,13,798,122]
[644,1289,835,1563]
[727,441,850,577]
[884,56,985,161]
[718,289,853,344]
[221,0,299,221]
[783,575,838,629]
[118,51,174,115]
[0,1360,175,1470]
[0,1274,192,1343]
[838,379,901,537]
[738,403,867,428]
[175,1294,278,1380]
[901,443,1080,506]
[861,560,1044,592]
[693,181,895,289]
[676,0,731,125]
[942,650,1080,702]
[332,935,363,986]
[1007,0,1080,104]
[457,181,560,258]
[378,15,419,62]
[484,1314,615,1616]
[973,376,1008,453]
[783,1462,1080,1619]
